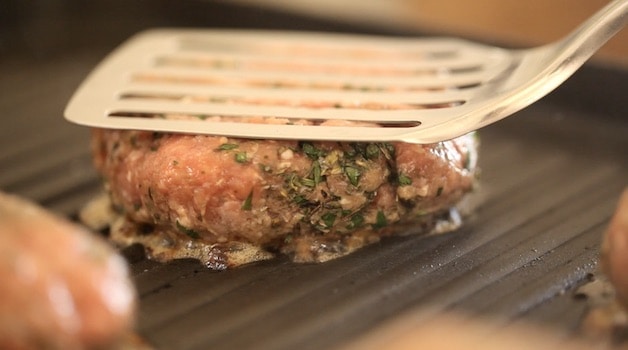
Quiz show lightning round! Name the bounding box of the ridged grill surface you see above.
[1,2,626,349]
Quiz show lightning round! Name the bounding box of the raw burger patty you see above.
[91,129,478,248]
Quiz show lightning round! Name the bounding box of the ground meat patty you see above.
[91,129,478,266]
[0,192,136,349]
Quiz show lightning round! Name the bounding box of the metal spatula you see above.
[64,0,627,144]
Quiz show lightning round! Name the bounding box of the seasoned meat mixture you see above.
[0,192,136,350]
[90,129,478,268]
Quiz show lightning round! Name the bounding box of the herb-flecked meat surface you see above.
[91,129,478,265]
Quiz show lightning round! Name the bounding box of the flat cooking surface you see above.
[1,1,626,349]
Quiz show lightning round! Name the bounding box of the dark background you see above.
[0,0,399,61]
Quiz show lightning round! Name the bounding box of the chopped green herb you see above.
[300,177,316,188]
[176,220,200,239]
[321,212,337,228]
[311,160,322,185]
[293,194,308,205]
[196,115,209,120]
[286,173,300,190]
[344,166,361,187]
[235,152,248,163]
[133,202,142,211]
[344,144,358,158]
[171,160,179,166]
[365,144,380,159]
[241,191,253,211]
[383,143,396,155]
[300,142,325,159]
[347,143,377,160]
[373,210,388,229]
[415,210,428,218]
[348,213,364,229]
[398,174,413,186]
[216,143,239,151]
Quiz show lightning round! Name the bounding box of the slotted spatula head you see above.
[64,1,627,143]
[64,29,514,143]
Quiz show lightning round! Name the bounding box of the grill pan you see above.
[1,1,626,349]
